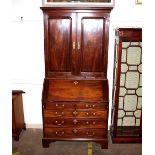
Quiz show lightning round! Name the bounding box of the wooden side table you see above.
[12,90,26,141]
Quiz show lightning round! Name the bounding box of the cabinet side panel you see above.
[13,94,25,129]
[110,29,142,142]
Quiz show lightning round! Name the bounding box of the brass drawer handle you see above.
[55,120,64,126]
[73,81,79,85]
[86,112,96,116]
[73,110,78,116]
[86,121,96,125]
[55,104,65,109]
[92,121,96,125]
[86,121,89,125]
[55,131,65,136]
[72,129,78,134]
[86,104,89,108]
[55,112,64,117]
[86,131,95,137]
[85,104,96,108]
[86,112,89,116]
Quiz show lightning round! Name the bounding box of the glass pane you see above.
[117,41,142,127]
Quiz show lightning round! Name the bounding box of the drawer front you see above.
[44,118,107,128]
[45,101,108,110]
[44,110,107,118]
[44,128,107,138]
[47,80,104,102]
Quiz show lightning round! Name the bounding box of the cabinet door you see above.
[77,13,110,76]
[44,12,76,76]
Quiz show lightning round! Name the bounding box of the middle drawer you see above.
[43,109,107,118]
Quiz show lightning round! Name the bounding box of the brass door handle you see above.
[72,42,80,50]
[73,42,76,50]
[78,42,80,50]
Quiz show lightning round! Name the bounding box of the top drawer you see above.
[43,79,109,102]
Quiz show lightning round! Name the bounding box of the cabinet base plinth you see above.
[111,136,142,143]
[110,132,142,143]
[42,138,108,149]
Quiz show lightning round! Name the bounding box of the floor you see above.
[12,128,142,155]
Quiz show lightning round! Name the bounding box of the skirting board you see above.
[26,124,43,129]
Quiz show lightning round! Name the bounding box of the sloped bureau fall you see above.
[41,7,112,149]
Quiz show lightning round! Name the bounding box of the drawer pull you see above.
[72,129,78,134]
[73,110,78,116]
[86,121,96,125]
[73,119,78,124]
[93,121,96,125]
[78,42,80,50]
[73,81,79,85]
[86,112,89,116]
[86,121,89,125]
[86,112,96,116]
[85,104,96,109]
[86,131,95,137]
[55,112,64,117]
[55,120,64,126]
[55,131,65,136]
[73,41,76,50]
[55,104,65,109]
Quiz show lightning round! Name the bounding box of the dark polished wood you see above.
[44,118,108,128]
[44,128,107,138]
[41,6,112,149]
[44,109,107,118]
[45,101,108,110]
[46,79,109,102]
[12,90,26,141]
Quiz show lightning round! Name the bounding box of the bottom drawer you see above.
[44,128,107,138]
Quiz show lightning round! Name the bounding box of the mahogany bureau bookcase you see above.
[110,28,142,143]
[41,6,113,149]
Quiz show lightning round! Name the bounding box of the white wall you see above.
[12,0,142,128]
